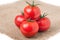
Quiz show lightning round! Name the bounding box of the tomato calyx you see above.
[40,13,48,18]
[26,1,40,7]
[27,19,34,22]
[21,11,24,15]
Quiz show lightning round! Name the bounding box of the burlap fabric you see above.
[0,0,60,40]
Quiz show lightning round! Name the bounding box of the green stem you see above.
[26,1,40,7]
[21,11,24,15]
[27,19,34,22]
[32,1,34,6]
[26,1,32,6]
[40,13,48,18]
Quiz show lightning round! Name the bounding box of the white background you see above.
[39,0,60,6]
[0,0,60,40]
[0,0,60,6]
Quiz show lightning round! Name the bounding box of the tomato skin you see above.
[37,17,50,32]
[24,5,41,20]
[15,15,25,28]
[20,21,39,37]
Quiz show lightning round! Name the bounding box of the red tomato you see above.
[37,17,50,32]
[15,15,25,28]
[24,1,41,20]
[20,21,39,37]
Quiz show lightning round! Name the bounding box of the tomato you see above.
[20,21,39,37]
[15,14,25,28]
[24,1,41,20]
[37,17,50,32]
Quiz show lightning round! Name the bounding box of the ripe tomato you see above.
[20,21,39,37]
[37,17,50,32]
[15,14,25,28]
[24,1,41,20]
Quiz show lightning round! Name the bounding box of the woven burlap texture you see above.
[0,0,60,40]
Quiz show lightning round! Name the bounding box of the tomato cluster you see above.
[14,1,51,38]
